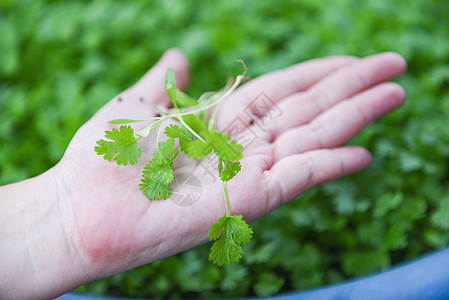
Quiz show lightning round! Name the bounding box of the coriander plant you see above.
[95,66,253,265]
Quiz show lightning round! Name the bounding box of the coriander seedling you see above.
[95,65,253,265]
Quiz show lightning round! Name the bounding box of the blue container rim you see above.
[57,246,449,300]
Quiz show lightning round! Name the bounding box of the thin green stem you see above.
[155,122,164,151]
[179,116,206,142]
[108,116,163,124]
[173,149,181,160]
[208,97,226,131]
[170,74,246,119]
[223,181,230,216]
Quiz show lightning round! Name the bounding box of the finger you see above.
[254,52,407,141]
[305,52,406,116]
[271,82,406,161]
[216,55,359,133]
[263,146,372,210]
[81,49,189,141]
[92,49,190,122]
[123,48,190,106]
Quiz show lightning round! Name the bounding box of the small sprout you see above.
[95,63,251,266]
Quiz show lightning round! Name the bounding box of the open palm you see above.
[56,49,406,279]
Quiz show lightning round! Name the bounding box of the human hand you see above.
[59,48,406,278]
[61,48,407,275]
[0,49,406,299]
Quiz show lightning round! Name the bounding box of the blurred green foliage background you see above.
[1,0,449,298]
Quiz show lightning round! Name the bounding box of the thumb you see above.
[124,48,190,107]
[76,49,190,148]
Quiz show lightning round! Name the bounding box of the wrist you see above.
[0,167,88,299]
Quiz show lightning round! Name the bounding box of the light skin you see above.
[0,49,407,299]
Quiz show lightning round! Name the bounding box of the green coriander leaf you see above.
[218,159,242,181]
[181,124,194,139]
[108,118,146,125]
[94,125,141,165]
[164,124,194,153]
[139,138,176,200]
[181,125,193,140]
[165,67,177,107]
[182,114,207,133]
[205,130,243,161]
[155,137,176,161]
[197,110,207,124]
[140,175,173,200]
[187,138,213,159]
[173,127,194,153]
[209,215,253,266]
[186,129,243,161]
[176,89,198,107]
[164,124,183,138]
